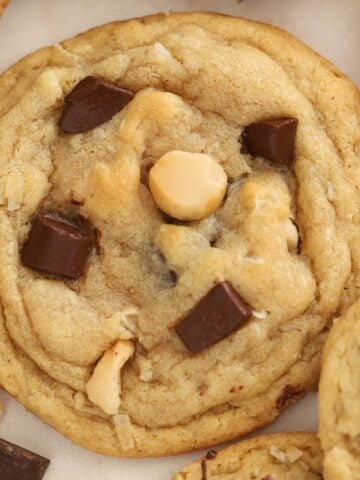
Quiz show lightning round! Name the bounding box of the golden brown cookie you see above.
[0,12,359,456]
[173,432,323,480]
[319,300,360,480]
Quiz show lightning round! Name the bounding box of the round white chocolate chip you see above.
[85,340,135,415]
[149,150,227,221]
[284,218,299,249]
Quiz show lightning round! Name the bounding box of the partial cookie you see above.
[173,432,323,480]
[319,300,360,480]
[0,12,359,457]
[0,0,9,15]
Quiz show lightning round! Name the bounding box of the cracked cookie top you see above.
[0,12,359,456]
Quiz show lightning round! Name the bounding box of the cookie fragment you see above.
[59,76,133,133]
[175,281,252,353]
[0,438,50,480]
[21,211,94,279]
[242,118,298,165]
[173,432,322,480]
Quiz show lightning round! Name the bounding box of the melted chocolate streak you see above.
[201,459,207,480]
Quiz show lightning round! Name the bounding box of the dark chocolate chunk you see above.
[205,450,218,460]
[59,76,133,133]
[175,281,252,353]
[0,438,50,480]
[242,118,298,165]
[21,211,94,279]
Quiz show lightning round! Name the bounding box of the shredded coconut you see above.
[138,357,154,382]
[326,182,336,201]
[285,446,304,463]
[7,201,21,212]
[243,254,264,264]
[269,445,287,463]
[253,310,268,320]
[113,413,135,451]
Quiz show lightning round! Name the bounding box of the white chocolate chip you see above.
[283,219,299,249]
[113,413,135,451]
[149,150,227,221]
[252,310,268,320]
[85,340,135,415]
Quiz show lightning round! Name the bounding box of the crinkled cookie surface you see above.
[173,432,323,480]
[0,12,359,456]
[319,300,360,480]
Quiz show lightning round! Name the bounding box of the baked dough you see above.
[173,432,323,480]
[0,12,359,456]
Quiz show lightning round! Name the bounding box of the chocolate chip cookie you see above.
[173,433,323,480]
[319,300,360,480]
[0,12,359,456]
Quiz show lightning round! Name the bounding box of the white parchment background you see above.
[0,1,359,479]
